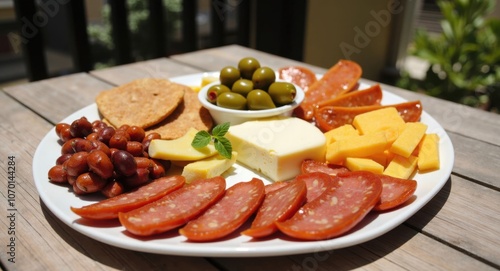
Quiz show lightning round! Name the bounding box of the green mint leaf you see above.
[214,136,232,159]
[191,130,211,148]
[212,122,230,137]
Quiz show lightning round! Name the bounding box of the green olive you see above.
[252,67,276,91]
[238,57,261,79]
[219,66,241,87]
[268,82,297,105]
[217,92,247,110]
[231,79,254,97]
[206,84,231,103]
[246,89,276,110]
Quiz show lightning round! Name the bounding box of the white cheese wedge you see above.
[226,117,326,182]
[182,152,238,184]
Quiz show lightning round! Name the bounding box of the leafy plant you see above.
[397,0,500,112]
[192,122,233,159]
[87,0,182,69]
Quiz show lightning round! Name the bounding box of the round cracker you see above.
[147,86,213,139]
[96,78,185,129]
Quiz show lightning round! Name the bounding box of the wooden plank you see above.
[3,73,113,124]
[407,174,500,267]
[212,225,495,271]
[448,132,500,188]
[90,58,203,86]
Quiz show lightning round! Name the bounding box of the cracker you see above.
[147,86,213,139]
[96,78,185,129]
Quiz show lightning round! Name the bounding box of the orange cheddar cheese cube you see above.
[324,124,359,144]
[345,157,384,174]
[390,122,428,158]
[366,150,394,167]
[417,133,440,171]
[352,107,405,135]
[326,129,396,164]
[383,154,418,179]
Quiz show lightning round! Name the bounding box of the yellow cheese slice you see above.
[148,128,217,161]
[182,152,238,183]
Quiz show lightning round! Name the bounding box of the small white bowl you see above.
[198,80,305,125]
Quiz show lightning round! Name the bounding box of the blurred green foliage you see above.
[87,0,182,69]
[397,0,500,112]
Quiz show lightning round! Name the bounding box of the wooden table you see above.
[1,45,499,270]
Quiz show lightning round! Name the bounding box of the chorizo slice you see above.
[276,171,382,240]
[296,172,334,203]
[314,100,423,132]
[317,84,382,108]
[242,179,306,238]
[179,178,265,241]
[264,181,291,194]
[301,159,350,176]
[71,175,185,220]
[278,66,318,91]
[294,60,362,120]
[373,174,417,211]
[119,176,226,236]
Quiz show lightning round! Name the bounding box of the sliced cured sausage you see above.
[294,60,362,120]
[179,178,265,241]
[71,175,185,220]
[276,171,382,240]
[278,66,318,91]
[301,159,350,176]
[374,174,417,211]
[317,84,382,108]
[314,101,423,132]
[264,181,290,194]
[119,176,226,236]
[296,172,334,203]
[242,179,306,238]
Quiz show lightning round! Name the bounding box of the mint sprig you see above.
[191,122,232,159]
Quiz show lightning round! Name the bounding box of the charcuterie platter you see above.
[33,72,454,257]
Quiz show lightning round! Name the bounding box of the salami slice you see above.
[296,172,334,203]
[276,171,382,240]
[242,179,306,238]
[179,178,265,241]
[119,176,226,236]
[301,159,349,176]
[278,66,318,91]
[317,84,382,108]
[264,181,291,194]
[374,174,417,211]
[294,60,362,120]
[71,175,185,220]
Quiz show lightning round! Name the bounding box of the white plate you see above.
[33,73,454,257]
